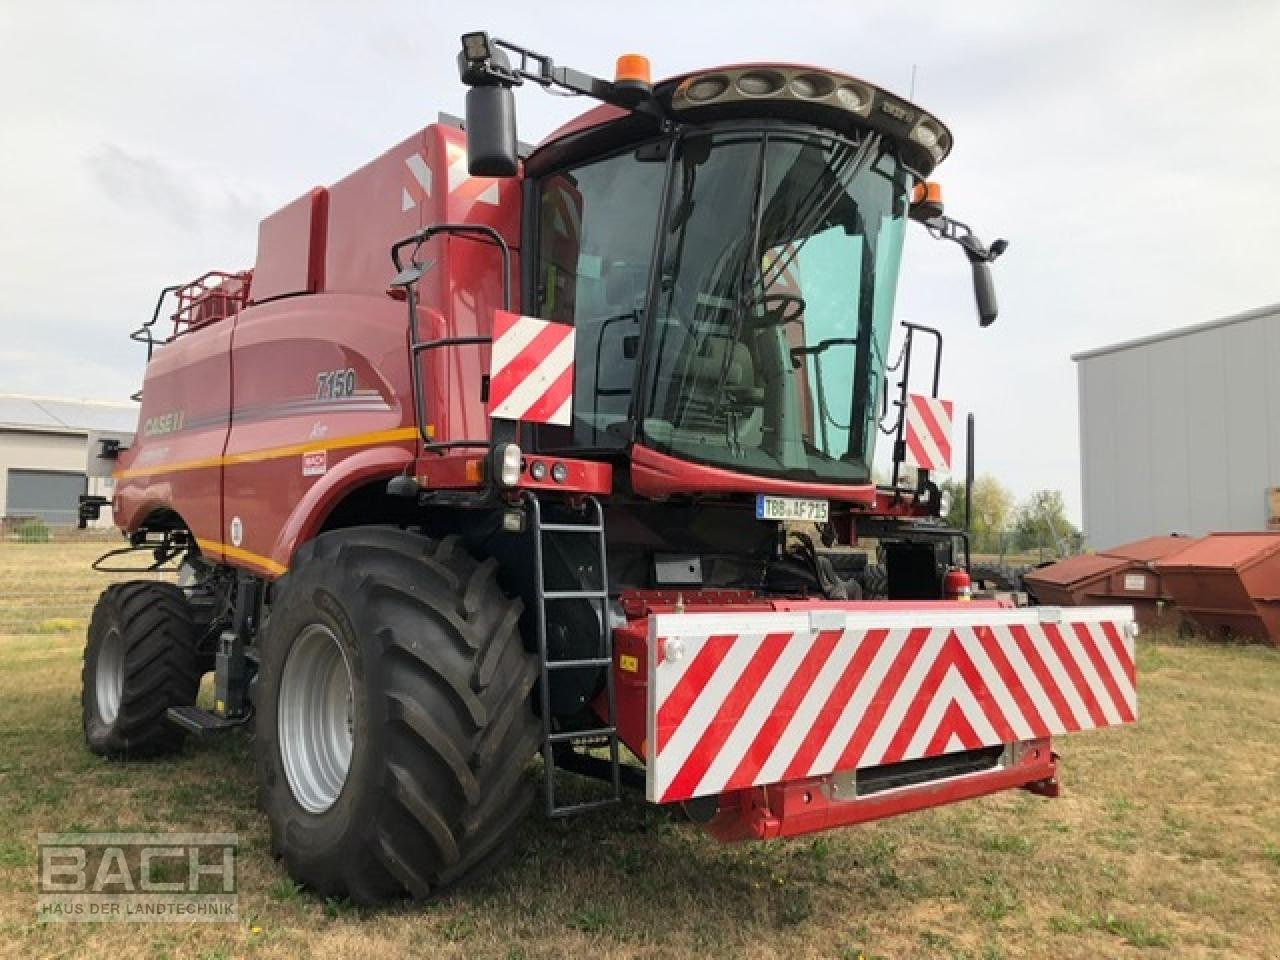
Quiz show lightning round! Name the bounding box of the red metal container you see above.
[1023,535,1197,626]
[1153,533,1280,645]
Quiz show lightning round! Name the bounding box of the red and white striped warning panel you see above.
[487,309,575,426]
[646,606,1136,804]
[904,394,954,471]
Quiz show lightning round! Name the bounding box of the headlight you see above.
[494,443,522,488]
[666,65,952,173]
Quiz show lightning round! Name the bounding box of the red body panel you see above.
[412,450,613,495]
[114,322,232,553]
[221,294,417,573]
[630,443,879,506]
[706,743,1058,841]
[116,122,523,574]
[253,188,328,301]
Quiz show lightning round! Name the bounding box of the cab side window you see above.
[534,148,666,450]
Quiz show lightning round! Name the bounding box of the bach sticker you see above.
[302,450,327,477]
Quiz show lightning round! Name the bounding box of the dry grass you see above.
[1,541,1279,959]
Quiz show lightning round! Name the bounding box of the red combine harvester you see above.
[78,34,1138,901]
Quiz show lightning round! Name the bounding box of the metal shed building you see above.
[0,395,137,526]
[1073,303,1280,548]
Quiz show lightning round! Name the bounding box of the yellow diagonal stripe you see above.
[195,538,288,577]
[114,426,421,479]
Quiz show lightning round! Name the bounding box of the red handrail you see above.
[170,270,253,337]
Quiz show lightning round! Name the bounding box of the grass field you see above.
[1,540,1278,959]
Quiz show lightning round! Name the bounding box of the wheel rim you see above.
[96,627,125,726]
[278,624,355,814]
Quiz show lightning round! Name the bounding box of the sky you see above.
[2,1,1278,529]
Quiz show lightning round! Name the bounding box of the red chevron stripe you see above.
[654,634,736,754]
[781,628,894,781]
[1009,624,1080,732]
[977,628,1051,739]
[833,627,931,771]
[880,631,1016,766]
[880,631,956,765]
[519,362,574,423]
[905,430,932,470]
[1100,620,1136,684]
[648,613,1136,804]
[924,700,983,756]
[488,319,568,406]
[945,636,1019,743]
[660,633,791,801]
[913,396,952,467]
[722,628,843,793]
[1073,622,1135,724]
[1044,623,1107,728]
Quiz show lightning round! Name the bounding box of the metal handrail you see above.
[390,222,513,450]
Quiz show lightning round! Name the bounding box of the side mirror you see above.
[917,203,1006,328]
[971,259,998,327]
[464,84,518,177]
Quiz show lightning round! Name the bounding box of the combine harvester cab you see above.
[79,31,1138,903]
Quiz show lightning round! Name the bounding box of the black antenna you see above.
[964,412,975,535]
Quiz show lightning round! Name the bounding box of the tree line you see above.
[939,476,1082,557]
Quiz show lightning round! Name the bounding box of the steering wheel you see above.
[746,291,806,328]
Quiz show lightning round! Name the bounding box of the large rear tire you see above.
[255,528,540,903]
[82,582,204,759]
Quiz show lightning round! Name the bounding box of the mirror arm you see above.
[919,213,1006,328]
[922,214,1006,264]
[460,33,670,121]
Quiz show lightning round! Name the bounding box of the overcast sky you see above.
[2,1,1278,529]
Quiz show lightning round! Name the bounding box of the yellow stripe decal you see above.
[195,538,288,577]
[115,426,421,479]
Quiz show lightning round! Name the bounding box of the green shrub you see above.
[15,520,51,543]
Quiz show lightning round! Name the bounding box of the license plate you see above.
[755,495,829,523]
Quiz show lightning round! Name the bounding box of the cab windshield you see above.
[640,129,908,484]
[531,125,909,484]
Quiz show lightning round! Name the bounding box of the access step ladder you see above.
[523,491,622,817]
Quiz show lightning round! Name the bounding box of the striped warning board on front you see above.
[905,394,954,471]
[646,606,1137,803]
[488,310,575,426]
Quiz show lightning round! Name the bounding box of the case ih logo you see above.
[904,394,954,471]
[487,310,575,426]
[142,410,185,437]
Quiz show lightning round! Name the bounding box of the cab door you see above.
[528,144,669,454]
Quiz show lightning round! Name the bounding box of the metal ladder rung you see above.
[540,523,605,534]
[547,727,616,744]
[543,589,607,601]
[526,491,622,817]
[549,796,620,818]
[546,657,611,671]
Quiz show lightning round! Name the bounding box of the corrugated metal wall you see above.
[1076,305,1280,548]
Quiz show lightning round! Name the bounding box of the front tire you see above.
[82,582,204,758]
[255,529,540,903]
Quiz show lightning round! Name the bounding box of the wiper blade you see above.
[758,132,883,295]
[789,335,858,359]
[711,132,883,421]
[710,137,770,411]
